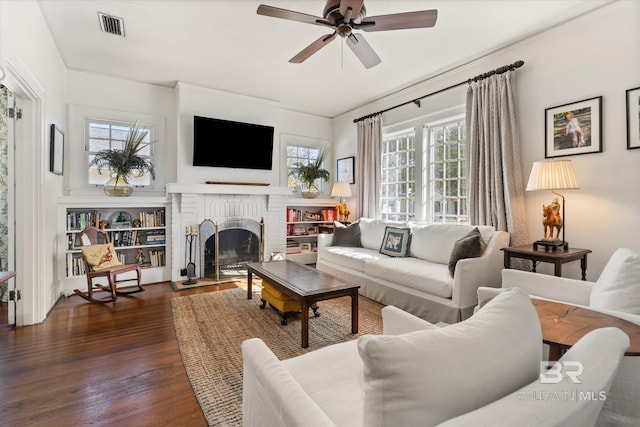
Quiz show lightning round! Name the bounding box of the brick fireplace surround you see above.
[166,183,291,283]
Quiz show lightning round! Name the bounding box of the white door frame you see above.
[2,60,47,325]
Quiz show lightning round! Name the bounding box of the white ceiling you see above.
[37,0,611,118]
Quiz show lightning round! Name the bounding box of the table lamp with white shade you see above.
[331,182,352,222]
[526,159,579,250]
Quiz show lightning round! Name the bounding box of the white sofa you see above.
[502,247,640,427]
[242,287,629,427]
[316,218,510,323]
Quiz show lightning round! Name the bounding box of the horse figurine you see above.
[542,203,562,241]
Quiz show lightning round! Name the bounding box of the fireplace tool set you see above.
[183,225,198,285]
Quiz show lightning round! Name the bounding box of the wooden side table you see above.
[533,298,640,360]
[501,245,592,280]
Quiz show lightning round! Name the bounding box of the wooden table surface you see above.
[532,298,640,359]
[247,260,359,348]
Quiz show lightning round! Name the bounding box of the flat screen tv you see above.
[193,115,274,170]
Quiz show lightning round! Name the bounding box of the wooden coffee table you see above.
[533,298,640,360]
[247,260,360,348]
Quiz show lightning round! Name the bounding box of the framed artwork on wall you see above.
[545,96,602,158]
[626,86,640,150]
[49,124,64,175]
[337,156,354,184]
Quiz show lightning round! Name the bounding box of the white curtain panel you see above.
[356,115,382,219]
[466,71,528,246]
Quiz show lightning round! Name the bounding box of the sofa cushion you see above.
[379,226,411,257]
[320,246,388,272]
[448,227,486,276]
[359,218,408,251]
[331,221,362,247]
[357,287,541,427]
[410,224,494,264]
[365,257,453,298]
[590,248,640,315]
[283,340,364,426]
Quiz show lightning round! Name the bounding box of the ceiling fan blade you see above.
[289,33,337,64]
[339,0,364,21]
[257,4,331,27]
[357,10,438,32]
[346,33,381,69]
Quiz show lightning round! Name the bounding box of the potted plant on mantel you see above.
[293,147,330,198]
[90,122,155,197]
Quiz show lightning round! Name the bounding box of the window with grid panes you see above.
[381,132,416,221]
[429,120,467,223]
[86,120,154,186]
[286,145,324,192]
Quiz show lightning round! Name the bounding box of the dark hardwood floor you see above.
[0,282,235,426]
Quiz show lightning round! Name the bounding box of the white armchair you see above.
[501,247,640,426]
[242,288,628,427]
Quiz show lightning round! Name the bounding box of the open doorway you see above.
[0,85,16,324]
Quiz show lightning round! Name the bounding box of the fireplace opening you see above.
[199,218,263,281]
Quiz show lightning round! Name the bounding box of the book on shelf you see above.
[147,249,165,267]
[67,211,100,230]
[139,210,165,227]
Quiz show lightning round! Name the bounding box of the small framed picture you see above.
[545,96,602,158]
[337,156,354,184]
[49,124,64,175]
[300,243,312,252]
[626,87,640,150]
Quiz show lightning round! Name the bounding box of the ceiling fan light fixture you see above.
[258,0,437,69]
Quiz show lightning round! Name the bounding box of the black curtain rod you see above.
[353,60,525,123]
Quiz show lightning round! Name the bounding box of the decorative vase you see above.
[103,176,133,197]
[301,184,320,199]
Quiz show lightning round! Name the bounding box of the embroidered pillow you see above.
[379,226,411,257]
[81,243,122,271]
[331,221,362,247]
[448,227,486,276]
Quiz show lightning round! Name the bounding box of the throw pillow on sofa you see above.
[448,227,486,276]
[331,221,362,247]
[357,287,541,427]
[379,226,411,257]
[590,248,640,315]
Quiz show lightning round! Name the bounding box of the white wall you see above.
[333,1,640,281]
[65,70,176,194]
[175,82,332,190]
[0,0,67,323]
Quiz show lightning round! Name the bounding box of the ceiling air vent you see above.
[98,12,125,37]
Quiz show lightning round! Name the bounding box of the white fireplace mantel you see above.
[165,183,291,196]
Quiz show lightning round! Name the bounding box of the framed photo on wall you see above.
[626,86,640,150]
[49,124,64,175]
[337,156,354,184]
[545,96,602,158]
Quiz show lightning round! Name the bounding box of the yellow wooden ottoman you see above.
[259,280,302,325]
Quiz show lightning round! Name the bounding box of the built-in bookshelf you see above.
[286,198,339,264]
[58,197,170,294]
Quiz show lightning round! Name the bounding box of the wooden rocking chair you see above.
[74,226,144,303]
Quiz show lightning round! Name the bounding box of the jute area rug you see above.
[171,286,384,426]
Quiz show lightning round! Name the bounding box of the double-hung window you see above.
[381,116,467,223]
[381,132,416,221]
[86,119,154,187]
[428,119,467,224]
[286,145,325,192]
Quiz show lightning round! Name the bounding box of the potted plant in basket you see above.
[292,147,330,198]
[90,122,155,196]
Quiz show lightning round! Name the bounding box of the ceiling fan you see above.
[257,0,438,69]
